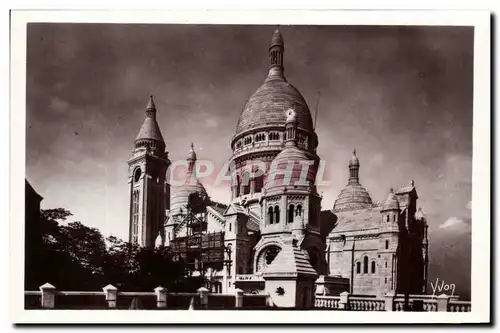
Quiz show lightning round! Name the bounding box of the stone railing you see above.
[314,292,471,312]
[235,274,264,282]
[25,283,269,310]
[314,292,384,310]
[349,296,385,311]
[314,296,340,309]
[448,300,472,312]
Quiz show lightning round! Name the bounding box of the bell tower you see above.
[128,96,171,247]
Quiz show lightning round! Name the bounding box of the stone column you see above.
[339,291,350,310]
[154,286,167,308]
[198,287,209,309]
[103,284,118,309]
[39,283,56,309]
[384,291,395,311]
[437,294,449,312]
[235,288,244,308]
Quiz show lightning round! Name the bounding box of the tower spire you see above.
[134,95,165,152]
[266,27,285,82]
[145,95,157,119]
[187,142,197,175]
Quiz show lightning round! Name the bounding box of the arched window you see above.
[385,261,388,268]
[385,240,389,250]
[393,214,396,222]
[288,205,294,223]
[254,175,264,193]
[363,256,368,274]
[385,277,387,284]
[242,172,250,195]
[356,262,361,274]
[274,206,280,224]
[371,261,376,274]
[134,168,142,182]
[229,223,232,232]
[268,207,274,225]
[296,205,302,216]
[386,215,390,222]
[235,175,241,197]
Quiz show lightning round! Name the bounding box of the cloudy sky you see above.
[26,23,473,298]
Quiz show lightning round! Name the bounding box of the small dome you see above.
[382,188,400,211]
[333,184,373,210]
[170,143,208,216]
[264,146,316,192]
[170,179,208,216]
[349,149,359,167]
[415,207,426,220]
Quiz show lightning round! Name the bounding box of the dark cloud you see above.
[26,23,473,297]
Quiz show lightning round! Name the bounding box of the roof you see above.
[135,117,165,142]
[210,202,228,216]
[395,181,416,195]
[135,96,165,143]
[223,202,247,216]
[330,206,382,234]
[235,79,314,138]
[25,179,43,201]
[262,241,317,277]
[247,212,260,232]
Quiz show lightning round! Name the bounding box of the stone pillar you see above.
[266,293,273,307]
[103,284,118,309]
[437,293,449,312]
[339,291,350,310]
[154,286,167,308]
[39,283,56,309]
[235,288,244,308]
[384,291,395,311]
[198,287,209,309]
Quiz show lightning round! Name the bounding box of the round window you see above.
[257,246,281,272]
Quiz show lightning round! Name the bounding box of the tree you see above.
[26,207,191,292]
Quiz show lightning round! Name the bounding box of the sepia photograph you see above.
[10,10,490,324]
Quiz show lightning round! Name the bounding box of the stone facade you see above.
[128,96,171,247]
[326,153,429,296]
[127,28,429,303]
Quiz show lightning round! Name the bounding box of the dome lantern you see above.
[267,27,285,81]
[348,148,360,185]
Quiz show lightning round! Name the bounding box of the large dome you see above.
[235,79,314,137]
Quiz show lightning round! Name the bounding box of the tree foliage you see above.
[25,208,190,292]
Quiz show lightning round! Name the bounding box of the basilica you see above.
[126,28,429,301]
